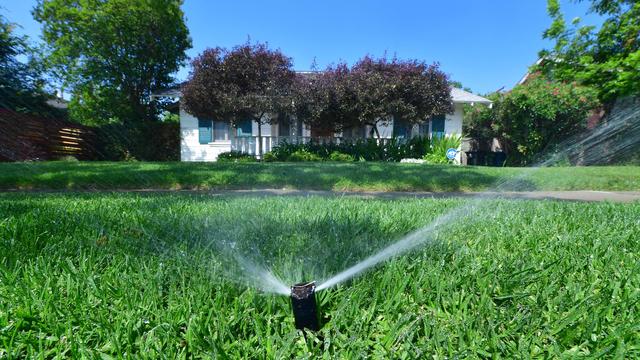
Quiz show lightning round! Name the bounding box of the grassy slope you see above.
[1,193,639,357]
[1,161,640,191]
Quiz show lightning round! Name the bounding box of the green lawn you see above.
[1,193,639,357]
[1,161,640,192]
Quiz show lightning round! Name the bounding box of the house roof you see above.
[45,97,69,110]
[517,58,546,85]
[450,87,492,104]
[150,88,182,99]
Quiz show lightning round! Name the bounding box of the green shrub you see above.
[384,136,431,162]
[329,151,355,162]
[262,152,278,162]
[287,149,323,162]
[423,152,448,164]
[217,151,256,163]
[465,78,599,166]
[95,121,179,161]
[266,136,432,162]
[268,142,301,161]
[423,134,461,164]
[57,155,79,162]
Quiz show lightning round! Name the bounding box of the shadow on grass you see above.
[0,161,517,192]
[0,192,462,287]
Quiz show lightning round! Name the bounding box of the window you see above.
[198,118,230,143]
[198,118,212,144]
[393,119,411,138]
[431,115,445,139]
[278,114,291,136]
[236,119,252,137]
[343,126,366,138]
[296,120,303,136]
[213,120,230,141]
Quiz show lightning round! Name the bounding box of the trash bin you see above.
[494,152,506,167]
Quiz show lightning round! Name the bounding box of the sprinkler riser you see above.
[290,281,320,331]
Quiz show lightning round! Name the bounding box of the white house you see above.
[156,86,492,162]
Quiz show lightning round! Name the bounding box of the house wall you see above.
[179,103,466,161]
[252,121,273,136]
[180,108,231,161]
[448,104,464,164]
[374,103,464,139]
[180,110,313,161]
[376,120,394,138]
[445,103,464,136]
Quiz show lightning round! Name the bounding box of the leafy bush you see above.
[262,152,278,162]
[217,151,256,163]
[95,121,180,161]
[265,136,432,162]
[329,151,355,162]
[57,155,79,162]
[287,149,323,162]
[465,78,599,165]
[423,153,446,164]
[266,142,304,161]
[423,134,461,164]
[463,93,501,148]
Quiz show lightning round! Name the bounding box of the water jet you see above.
[290,281,320,331]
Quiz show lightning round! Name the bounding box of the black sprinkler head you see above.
[290,281,320,331]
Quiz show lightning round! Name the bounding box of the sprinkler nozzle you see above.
[290,281,320,331]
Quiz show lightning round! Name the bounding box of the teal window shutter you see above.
[198,118,212,144]
[431,115,445,139]
[236,119,252,137]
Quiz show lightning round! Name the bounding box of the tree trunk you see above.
[126,86,147,123]
[368,123,381,138]
[257,121,263,159]
[373,125,381,139]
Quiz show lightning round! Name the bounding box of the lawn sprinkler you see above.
[290,281,320,331]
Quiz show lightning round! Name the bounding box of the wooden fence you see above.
[0,109,96,161]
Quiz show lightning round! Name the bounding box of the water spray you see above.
[290,281,320,331]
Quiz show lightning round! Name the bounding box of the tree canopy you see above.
[182,42,296,155]
[33,0,191,125]
[0,14,58,116]
[464,77,599,165]
[294,55,453,137]
[540,0,640,103]
[292,64,358,135]
[182,43,296,125]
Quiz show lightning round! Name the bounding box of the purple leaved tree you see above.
[295,55,453,138]
[292,63,359,135]
[182,42,296,157]
[351,56,453,137]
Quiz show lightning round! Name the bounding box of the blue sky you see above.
[2,0,601,94]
